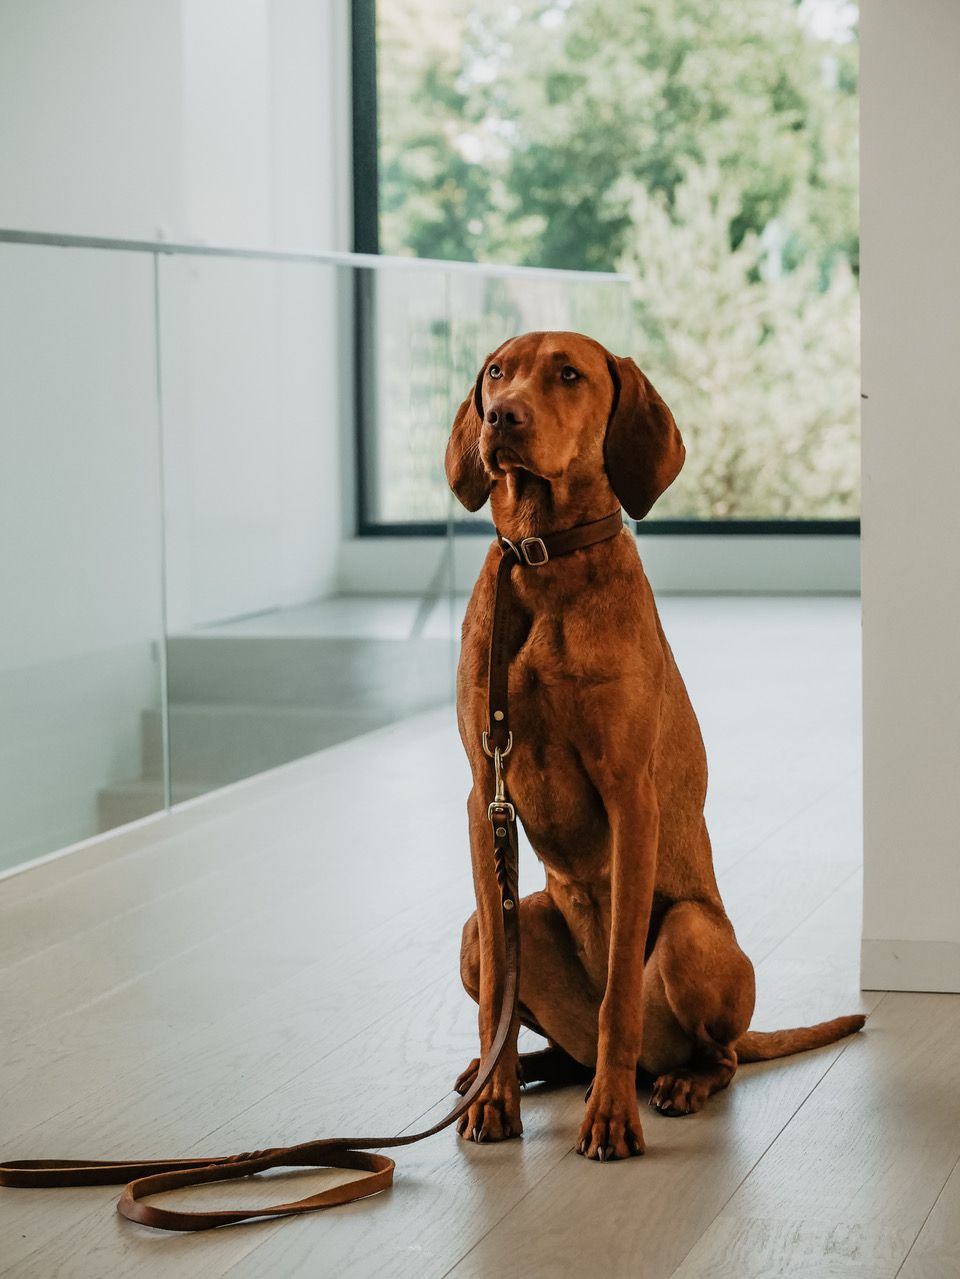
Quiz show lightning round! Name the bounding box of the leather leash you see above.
[0,508,624,1232]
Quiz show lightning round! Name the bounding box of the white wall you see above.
[860,1,960,992]
[0,0,350,249]
[0,0,351,630]
[0,1,352,867]
[0,0,187,240]
[160,253,347,631]
[172,0,350,624]
[179,0,350,249]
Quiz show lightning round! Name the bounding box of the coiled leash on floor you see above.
[0,509,623,1232]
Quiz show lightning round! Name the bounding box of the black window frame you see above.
[350,1,859,539]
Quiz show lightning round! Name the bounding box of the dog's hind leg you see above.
[454,1043,591,1096]
[518,1044,593,1087]
[456,987,592,1092]
[457,890,601,1097]
[640,899,756,1116]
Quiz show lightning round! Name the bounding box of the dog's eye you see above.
[560,365,581,383]
[488,364,503,380]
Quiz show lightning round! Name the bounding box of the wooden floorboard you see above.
[670,991,960,1278]
[443,877,879,1279]
[5,597,949,1279]
[0,707,462,971]
[897,1154,960,1279]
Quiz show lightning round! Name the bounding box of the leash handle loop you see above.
[0,818,520,1232]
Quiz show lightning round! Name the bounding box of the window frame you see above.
[349,1,860,540]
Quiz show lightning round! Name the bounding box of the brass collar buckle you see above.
[501,535,549,566]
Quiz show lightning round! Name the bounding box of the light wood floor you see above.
[2,597,958,1278]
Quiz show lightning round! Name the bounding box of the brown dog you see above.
[445,331,864,1161]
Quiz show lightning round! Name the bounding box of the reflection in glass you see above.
[0,244,165,871]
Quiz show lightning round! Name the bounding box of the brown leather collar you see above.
[496,507,624,566]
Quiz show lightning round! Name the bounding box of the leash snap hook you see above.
[487,745,516,823]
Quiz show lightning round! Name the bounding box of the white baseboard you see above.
[636,533,860,594]
[338,533,861,596]
[861,938,960,993]
[0,809,168,883]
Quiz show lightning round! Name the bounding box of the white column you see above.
[860,0,960,992]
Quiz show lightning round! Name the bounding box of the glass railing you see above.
[0,229,631,873]
[358,261,634,526]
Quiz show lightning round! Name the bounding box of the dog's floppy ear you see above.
[444,358,493,511]
[603,355,685,519]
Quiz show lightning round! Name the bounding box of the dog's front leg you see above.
[457,784,523,1143]
[578,769,658,1160]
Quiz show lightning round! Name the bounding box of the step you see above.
[139,702,406,786]
[165,634,455,711]
[95,778,209,833]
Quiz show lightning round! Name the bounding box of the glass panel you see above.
[375,0,860,522]
[0,244,166,872]
[445,270,633,526]
[158,255,459,801]
[363,265,632,525]
[0,235,635,864]
[361,264,452,524]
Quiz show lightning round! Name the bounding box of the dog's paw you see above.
[454,1054,523,1096]
[456,1080,522,1143]
[650,1072,710,1116]
[454,1058,480,1095]
[577,1077,645,1160]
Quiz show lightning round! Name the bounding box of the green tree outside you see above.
[376,0,859,520]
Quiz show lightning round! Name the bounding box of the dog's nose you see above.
[486,398,526,430]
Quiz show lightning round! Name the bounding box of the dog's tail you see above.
[734,1013,866,1063]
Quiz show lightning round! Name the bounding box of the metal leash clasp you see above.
[481,729,513,760]
[486,745,517,910]
[483,731,516,822]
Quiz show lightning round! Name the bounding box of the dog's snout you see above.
[486,398,527,430]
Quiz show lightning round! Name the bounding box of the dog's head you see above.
[444,331,685,520]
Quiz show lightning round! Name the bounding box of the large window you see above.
[358,0,859,530]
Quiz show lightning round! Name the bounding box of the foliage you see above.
[376,0,860,519]
[626,164,859,518]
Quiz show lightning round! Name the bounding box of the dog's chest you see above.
[508,735,608,875]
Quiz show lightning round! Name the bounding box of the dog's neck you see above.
[488,469,620,541]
